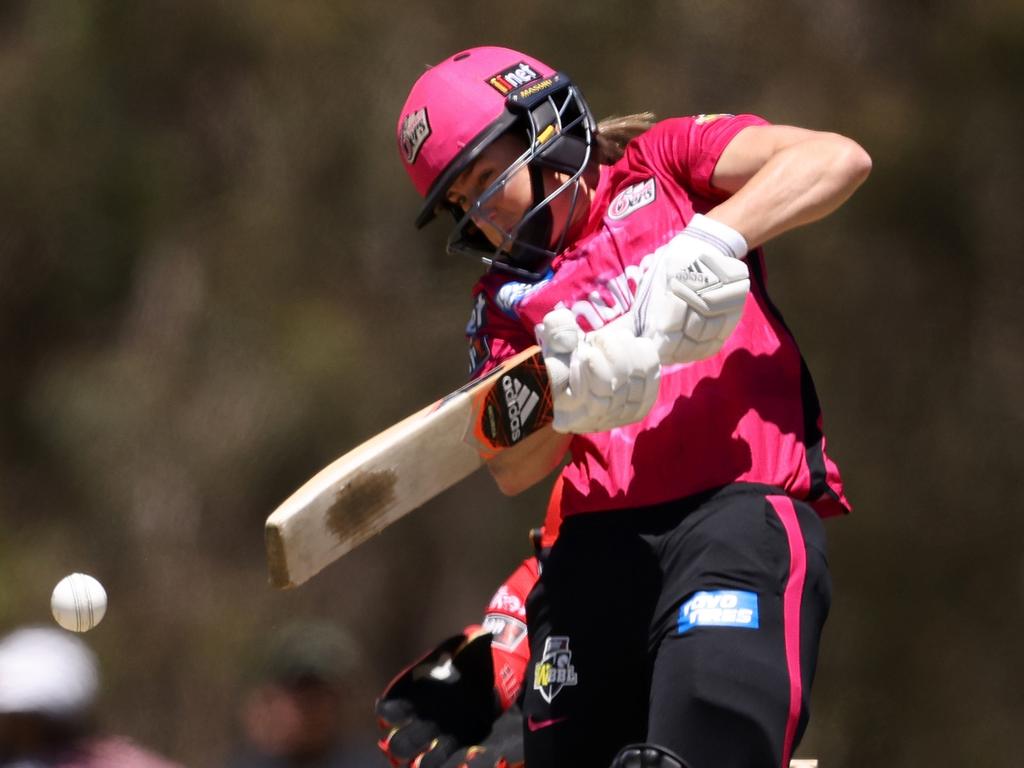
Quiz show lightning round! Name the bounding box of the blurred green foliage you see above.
[1,1,1022,765]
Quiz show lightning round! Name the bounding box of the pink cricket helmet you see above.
[396,47,596,277]
[398,47,554,204]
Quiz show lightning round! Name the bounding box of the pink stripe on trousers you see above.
[767,495,807,768]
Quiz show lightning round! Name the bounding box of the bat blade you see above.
[265,345,550,588]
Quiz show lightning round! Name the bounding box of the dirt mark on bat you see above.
[265,525,292,589]
[326,469,398,542]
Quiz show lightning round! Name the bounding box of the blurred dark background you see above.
[1,1,1021,765]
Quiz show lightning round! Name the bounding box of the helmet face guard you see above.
[398,49,595,281]
[439,75,595,279]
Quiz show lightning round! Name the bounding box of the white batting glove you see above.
[535,308,660,434]
[633,214,751,365]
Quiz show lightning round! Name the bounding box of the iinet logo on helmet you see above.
[487,61,542,95]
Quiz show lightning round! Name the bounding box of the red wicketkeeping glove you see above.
[376,555,540,768]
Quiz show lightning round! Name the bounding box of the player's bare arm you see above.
[708,124,872,248]
[631,124,869,367]
[486,423,572,496]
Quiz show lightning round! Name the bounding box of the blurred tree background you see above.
[1,0,1021,765]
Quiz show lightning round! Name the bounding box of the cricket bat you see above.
[265,345,552,588]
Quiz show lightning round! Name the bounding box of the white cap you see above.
[0,626,99,718]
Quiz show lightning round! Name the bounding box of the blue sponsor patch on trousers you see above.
[678,590,759,635]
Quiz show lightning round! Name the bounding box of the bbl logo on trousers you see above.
[533,635,579,703]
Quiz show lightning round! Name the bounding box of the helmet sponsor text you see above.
[487,61,542,95]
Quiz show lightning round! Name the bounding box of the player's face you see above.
[446,135,532,248]
[446,135,586,250]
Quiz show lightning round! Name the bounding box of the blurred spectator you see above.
[0,626,183,768]
[225,622,376,768]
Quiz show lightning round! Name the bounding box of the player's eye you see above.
[447,191,469,210]
[476,169,494,192]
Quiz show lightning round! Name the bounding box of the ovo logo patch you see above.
[678,590,759,635]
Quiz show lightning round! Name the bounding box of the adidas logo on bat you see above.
[502,376,539,443]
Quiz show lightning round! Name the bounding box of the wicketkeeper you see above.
[393,45,870,767]
[375,484,560,768]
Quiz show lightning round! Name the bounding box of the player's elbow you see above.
[485,426,571,496]
[830,133,872,190]
[486,454,547,496]
[487,462,533,496]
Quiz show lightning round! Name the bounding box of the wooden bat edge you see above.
[263,344,544,588]
[265,519,295,589]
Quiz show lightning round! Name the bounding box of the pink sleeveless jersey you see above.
[465,114,851,520]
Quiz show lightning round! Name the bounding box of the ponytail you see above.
[594,112,656,164]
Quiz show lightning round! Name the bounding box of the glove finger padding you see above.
[376,633,501,767]
[578,331,660,432]
[535,306,579,394]
[535,306,581,356]
[537,309,660,435]
[536,308,592,433]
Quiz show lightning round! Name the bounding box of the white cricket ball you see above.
[50,573,107,633]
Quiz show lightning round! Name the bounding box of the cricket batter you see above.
[390,46,871,768]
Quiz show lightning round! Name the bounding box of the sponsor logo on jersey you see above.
[399,108,431,164]
[502,375,539,442]
[607,178,656,220]
[466,292,491,375]
[468,335,491,376]
[486,61,542,95]
[466,292,487,335]
[563,249,658,331]
[694,113,735,124]
[677,590,759,635]
[482,613,529,651]
[487,584,527,617]
[565,232,728,332]
[495,279,549,317]
[533,636,578,703]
